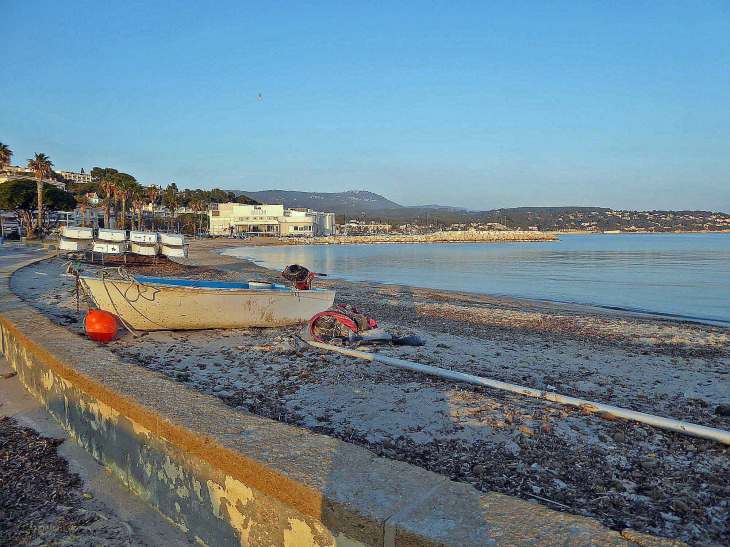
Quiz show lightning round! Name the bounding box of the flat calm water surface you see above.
[223,233,730,326]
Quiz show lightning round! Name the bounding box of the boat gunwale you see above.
[66,274,335,294]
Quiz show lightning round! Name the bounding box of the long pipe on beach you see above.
[307,341,730,445]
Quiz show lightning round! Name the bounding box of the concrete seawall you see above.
[287,230,559,245]
[0,256,681,546]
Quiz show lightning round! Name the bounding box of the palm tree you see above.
[115,179,137,230]
[0,142,12,238]
[0,142,12,172]
[146,186,161,230]
[190,199,206,237]
[162,190,179,232]
[27,153,54,238]
[133,193,148,231]
[77,195,91,227]
[101,177,117,229]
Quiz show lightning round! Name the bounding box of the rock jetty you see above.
[287,230,559,245]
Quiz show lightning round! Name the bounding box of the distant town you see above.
[0,154,728,238]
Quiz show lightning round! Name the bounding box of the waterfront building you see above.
[338,220,392,234]
[208,203,335,237]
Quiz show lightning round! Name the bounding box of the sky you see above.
[1,1,729,212]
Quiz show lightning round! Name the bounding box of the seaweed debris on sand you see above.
[11,246,730,545]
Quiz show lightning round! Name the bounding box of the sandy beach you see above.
[12,239,730,545]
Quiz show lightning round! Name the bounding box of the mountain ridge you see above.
[232,189,402,213]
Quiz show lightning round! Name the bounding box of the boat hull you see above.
[159,233,185,246]
[129,231,159,244]
[59,238,92,251]
[97,229,126,242]
[160,244,187,258]
[129,242,158,256]
[79,277,335,330]
[93,242,126,254]
[61,227,94,239]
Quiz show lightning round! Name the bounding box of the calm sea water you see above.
[223,234,730,326]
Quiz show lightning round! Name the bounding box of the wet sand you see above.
[11,239,730,545]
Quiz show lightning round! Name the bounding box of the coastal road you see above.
[0,242,52,269]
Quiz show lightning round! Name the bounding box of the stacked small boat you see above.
[59,226,94,252]
[159,233,188,259]
[58,228,188,260]
[129,231,159,256]
[93,229,127,255]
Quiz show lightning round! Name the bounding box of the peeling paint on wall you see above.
[207,475,255,545]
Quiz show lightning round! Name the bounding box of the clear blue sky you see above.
[2,1,728,211]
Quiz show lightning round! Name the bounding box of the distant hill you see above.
[223,190,730,231]
[483,206,612,215]
[232,190,403,213]
[410,204,472,212]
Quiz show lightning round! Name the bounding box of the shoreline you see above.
[10,241,730,544]
[281,230,559,245]
[213,238,730,328]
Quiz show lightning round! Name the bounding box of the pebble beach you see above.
[11,238,730,545]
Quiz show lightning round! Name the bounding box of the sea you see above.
[222,233,730,326]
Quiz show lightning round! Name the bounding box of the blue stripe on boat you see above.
[134,277,304,291]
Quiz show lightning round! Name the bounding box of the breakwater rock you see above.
[287,230,559,245]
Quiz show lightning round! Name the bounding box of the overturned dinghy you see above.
[74,273,335,331]
[93,241,126,255]
[94,229,127,255]
[61,226,94,239]
[97,229,127,242]
[159,233,187,259]
[129,231,159,256]
[59,226,94,252]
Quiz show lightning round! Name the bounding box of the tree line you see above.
[0,142,259,237]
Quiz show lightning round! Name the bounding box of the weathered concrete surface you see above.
[0,355,192,546]
[390,481,685,547]
[0,255,683,546]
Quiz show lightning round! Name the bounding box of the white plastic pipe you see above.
[308,341,730,445]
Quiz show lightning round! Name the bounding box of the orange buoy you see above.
[85,309,119,342]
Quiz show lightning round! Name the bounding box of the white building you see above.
[0,166,66,189]
[56,169,96,184]
[83,192,101,205]
[208,203,335,237]
[339,220,392,234]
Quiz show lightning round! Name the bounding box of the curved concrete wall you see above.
[0,256,681,547]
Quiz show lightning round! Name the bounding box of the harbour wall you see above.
[0,256,680,546]
[288,230,559,245]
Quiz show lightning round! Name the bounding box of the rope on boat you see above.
[307,341,730,445]
[65,262,164,335]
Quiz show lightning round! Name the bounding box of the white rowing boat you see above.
[92,241,126,254]
[129,242,158,256]
[59,238,92,252]
[59,226,94,252]
[97,229,127,242]
[61,226,94,239]
[129,231,159,244]
[159,233,187,258]
[74,274,335,331]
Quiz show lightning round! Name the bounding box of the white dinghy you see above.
[159,233,188,259]
[59,226,94,252]
[94,229,127,255]
[97,229,127,242]
[92,241,126,255]
[129,232,159,256]
[61,226,94,239]
[73,273,335,331]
